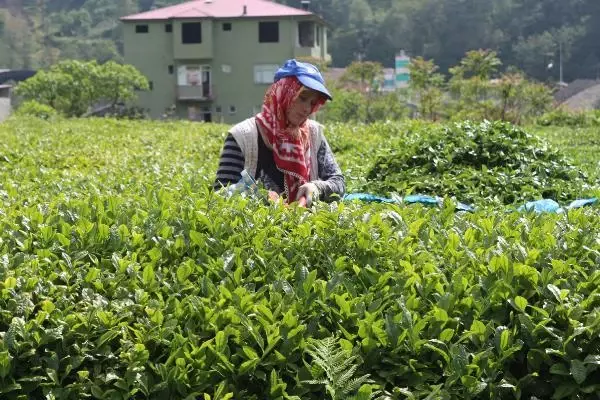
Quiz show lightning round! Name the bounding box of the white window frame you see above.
[253,64,279,84]
[177,64,211,86]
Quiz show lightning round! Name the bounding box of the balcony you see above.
[177,84,214,101]
[294,46,315,59]
[294,45,325,61]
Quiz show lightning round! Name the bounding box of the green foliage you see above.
[13,100,58,120]
[365,120,596,205]
[2,0,600,83]
[320,89,408,123]
[303,336,373,399]
[408,57,445,121]
[448,68,553,124]
[404,52,554,124]
[94,60,150,106]
[536,109,600,127]
[450,49,502,80]
[0,117,599,399]
[325,53,550,125]
[341,61,383,89]
[320,88,366,122]
[14,59,149,117]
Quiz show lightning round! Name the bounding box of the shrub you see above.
[364,120,594,205]
[14,100,58,120]
[536,109,600,127]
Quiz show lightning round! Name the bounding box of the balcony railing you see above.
[177,84,214,101]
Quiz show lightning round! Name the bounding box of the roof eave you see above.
[120,12,329,24]
[303,13,331,28]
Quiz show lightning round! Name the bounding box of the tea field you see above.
[0,117,600,399]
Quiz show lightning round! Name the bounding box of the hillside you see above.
[1,0,600,83]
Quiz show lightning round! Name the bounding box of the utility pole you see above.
[559,40,564,84]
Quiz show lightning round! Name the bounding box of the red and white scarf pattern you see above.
[255,76,325,202]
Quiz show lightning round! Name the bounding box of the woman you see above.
[213,59,345,206]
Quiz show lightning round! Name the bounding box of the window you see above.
[298,21,315,47]
[216,106,222,113]
[168,65,174,74]
[149,81,154,90]
[182,22,202,44]
[229,105,237,114]
[316,26,321,46]
[135,24,149,33]
[259,21,279,43]
[222,22,232,31]
[254,64,279,84]
[177,65,211,86]
[165,23,172,33]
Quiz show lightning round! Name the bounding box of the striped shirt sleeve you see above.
[213,133,245,190]
[313,136,346,202]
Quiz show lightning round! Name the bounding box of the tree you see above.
[409,57,445,120]
[14,60,149,117]
[95,61,149,108]
[452,49,502,80]
[341,61,383,92]
[512,31,557,80]
[3,0,600,81]
[447,49,502,120]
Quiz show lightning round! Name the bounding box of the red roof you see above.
[121,0,314,21]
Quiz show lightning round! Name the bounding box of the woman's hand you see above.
[296,183,319,207]
[268,191,280,202]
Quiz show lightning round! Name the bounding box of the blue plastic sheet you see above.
[517,199,563,214]
[342,193,397,203]
[403,194,440,206]
[516,197,598,214]
[344,192,597,214]
[566,197,598,209]
[343,192,476,212]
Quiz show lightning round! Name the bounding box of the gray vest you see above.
[229,117,323,180]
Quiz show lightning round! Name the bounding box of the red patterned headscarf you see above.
[255,76,326,202]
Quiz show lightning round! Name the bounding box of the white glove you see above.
[296,182,319,206]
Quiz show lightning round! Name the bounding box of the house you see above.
[0,84,10,98]
[0,84,11,123]
[120,0,331,123]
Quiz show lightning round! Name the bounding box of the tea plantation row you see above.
[0,117,599,399]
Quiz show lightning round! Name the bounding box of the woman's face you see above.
[286,88,323,126]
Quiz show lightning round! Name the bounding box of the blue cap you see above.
[273,59,332,101]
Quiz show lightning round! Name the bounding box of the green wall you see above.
[123,16,328,124]
[123,21,176,117]
[173,20,213,60]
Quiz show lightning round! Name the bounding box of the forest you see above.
[1,0,599,82]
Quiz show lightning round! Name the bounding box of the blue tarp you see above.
[343,193,477,212]
[343,192,598,214]
[517,197,598,214]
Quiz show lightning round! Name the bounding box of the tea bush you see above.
[364,120,596,205]
[0,117,599,399]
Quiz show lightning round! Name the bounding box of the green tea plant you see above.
[0,117,599,399]
[364,120,596,205]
